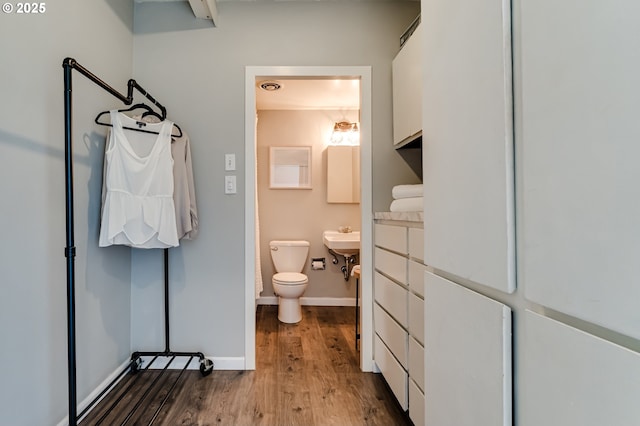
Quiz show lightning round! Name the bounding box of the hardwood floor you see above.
[80,305,410,425]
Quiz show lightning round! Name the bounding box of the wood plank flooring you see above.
[80,305,410,426]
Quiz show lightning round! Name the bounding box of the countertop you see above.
[374,211,424,223]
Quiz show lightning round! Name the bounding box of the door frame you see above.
[244,66,373,371]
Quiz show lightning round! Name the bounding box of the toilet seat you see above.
[273,272,308,285]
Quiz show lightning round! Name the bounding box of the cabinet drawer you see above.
[409,292,424,345]
[375,224,408,254]
[408,260,426,298]
[409,377,425,426]
[408,227,424,262]
[374,303,408,368]
[375,272,408,327]
[409,336,425,392]
[375,335,409,410]
[375,247,407,284]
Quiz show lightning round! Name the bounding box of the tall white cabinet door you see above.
[521,311,640,426]
[425,272,512,426]
[520,0,640,340]
[421,0,515,293]
[392,24,422,145]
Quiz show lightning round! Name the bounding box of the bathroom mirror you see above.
[327,145,360,203]
[270,146,312,189]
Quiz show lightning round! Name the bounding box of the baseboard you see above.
[57,358,132,426]
[257,296,356,307]
[57,355,245,426]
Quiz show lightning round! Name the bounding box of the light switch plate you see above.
[225,154,236,171]
[225,175,236,194]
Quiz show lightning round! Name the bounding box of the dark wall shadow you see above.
[0,128,90,166]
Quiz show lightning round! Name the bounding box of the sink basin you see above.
[323,230,360,256]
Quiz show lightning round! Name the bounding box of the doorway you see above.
[244,66,373,371]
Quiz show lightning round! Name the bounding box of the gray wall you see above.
[131,1,420,358]
[0,1,134,424]
[0,1,420,422]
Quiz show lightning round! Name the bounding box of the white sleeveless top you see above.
[99,111,179,248]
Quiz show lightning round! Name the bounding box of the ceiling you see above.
[135,1,364,111]
[255,78,360,111]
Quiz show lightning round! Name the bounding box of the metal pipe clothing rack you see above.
[63,58,213,426]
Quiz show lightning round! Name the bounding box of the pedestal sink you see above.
[322,230,360,256]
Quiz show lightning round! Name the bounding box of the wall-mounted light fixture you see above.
[330,121,360,146]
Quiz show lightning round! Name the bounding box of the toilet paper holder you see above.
[311,257,326,270]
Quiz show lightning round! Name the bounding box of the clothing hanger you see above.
[139,111,183,139]
[95,102,183,138]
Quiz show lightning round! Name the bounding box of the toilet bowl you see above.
[269,241,310,324]
[273,272,308,323]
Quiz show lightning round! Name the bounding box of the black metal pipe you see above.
[147,356,194,426]
[61,57,204,425]
[129,80,167,119]
[62,57,168,113]
[62,57,159,426]
[93,355,161,426]
[63,59,78,426]
[120,357,176,426]
[132,351,205,362]
[77,359,137,421]
[355,276,360,351]
[64,58,130,105]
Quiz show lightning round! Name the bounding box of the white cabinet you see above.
[408,260,426,298]
[521,311,640,426]
[374,303,408,368]
[392,24,422,146]
[374,219,425,420]
[374,223,407,254]
[408,227,424,263]
[408,292,424,346]
[375,335,408,409]
[425,272,512,426]
[374,247,407,284]
[409,378,425,426]
[520,0,640,342]
[421,0,515,294]
[408,336,424,391]
[374,272,408,328]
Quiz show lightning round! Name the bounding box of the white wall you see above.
[131,1,420,359]
[0,2,134,424]
[257,109,361,301]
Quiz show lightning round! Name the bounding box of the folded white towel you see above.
[390,197,424,212]
[392,184,423,199]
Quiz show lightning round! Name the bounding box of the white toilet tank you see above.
[269,240,310,272]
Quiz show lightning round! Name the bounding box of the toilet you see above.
[269,240,310,323]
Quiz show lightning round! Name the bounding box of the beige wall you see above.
[257,109,361,301]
